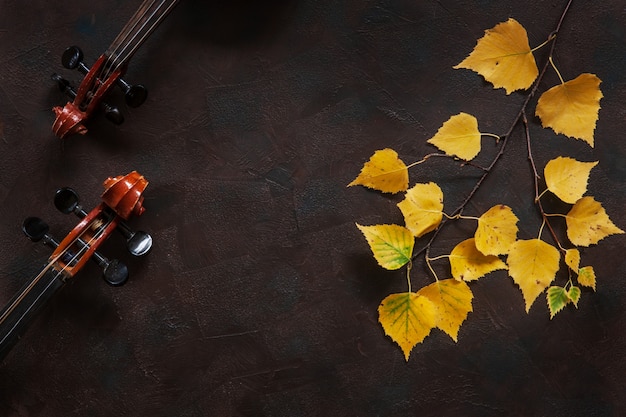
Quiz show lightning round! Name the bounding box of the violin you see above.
[0,172,152,360]
[52,0,180,138]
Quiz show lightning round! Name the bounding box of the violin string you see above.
[100,0,178,84]
[110,0,180,72]
[90,0,160,98]
[0,216,112,325]
[0,216,115,344]
[104,0,160,76]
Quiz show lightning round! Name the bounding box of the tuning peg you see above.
[61,46,86,72]
[101,102,124,125]
[54,187,86,216]
[54,188,152,257]
[115,223,153,257]
[68,236,129,286]
[22,217,71,267]
[117,78,148,108]
[22,217,60,249]
[52,73,77,99]
[94,255,129,287]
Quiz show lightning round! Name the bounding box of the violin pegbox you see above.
[0,172,153,360]
[51,46,148,138]
[23,172,152,286]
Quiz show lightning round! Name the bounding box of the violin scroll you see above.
[102,171,148,220]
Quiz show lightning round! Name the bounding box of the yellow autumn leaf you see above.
[348,148,409,193]
[535,73,603,146]
[426,113,482,161]
[418,279,473,341]
[565,197,624,246]
[454,18,538,94]
[378,292,436,361]
[508,239,561,312]
[564,248,580,272]
[544,157,598,204]
[474,205,519,256]
[356,224,414,270]
[577,266,596,290]
[397,182,444,238]
[449,238,507,281]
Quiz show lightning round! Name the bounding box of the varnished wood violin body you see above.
[0,172,152,360]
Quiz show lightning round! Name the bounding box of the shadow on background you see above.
[175,0,298,45]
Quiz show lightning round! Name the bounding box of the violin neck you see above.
[104,0,180,69]
[0,268,65,361]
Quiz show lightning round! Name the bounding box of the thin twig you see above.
[415,0,574,265]
[522,110,562,249]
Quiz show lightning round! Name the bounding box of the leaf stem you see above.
[480,132,501,141]
[406,261,413,293]
[427,254,450,262]
[425,257,439,282]
[549,56,566,85]
[406,153,455,169]
[544,213,567,218]
[531,33,557,53]
[538,218,547,240]
[456,214,480,221]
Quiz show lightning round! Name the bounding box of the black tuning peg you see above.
[54,187,86,216]
[99,258,129,287]
[54,188,152,257]
[61,45,88,72]
[58,46,148,108]
[52,73,77,99]
[117,78,148,108]
[22,216,128,286]
[22,217,60,250]
[116,223,153,257]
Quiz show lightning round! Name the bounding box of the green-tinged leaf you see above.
[356,224,414,270]
[378,292,437,361]
[418,279,473,341]
[578,266,596,290]
[568,286,581,307]
[547,286,570,319]
[449,238,507,281]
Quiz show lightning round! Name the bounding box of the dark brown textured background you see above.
[1,1,625,416]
